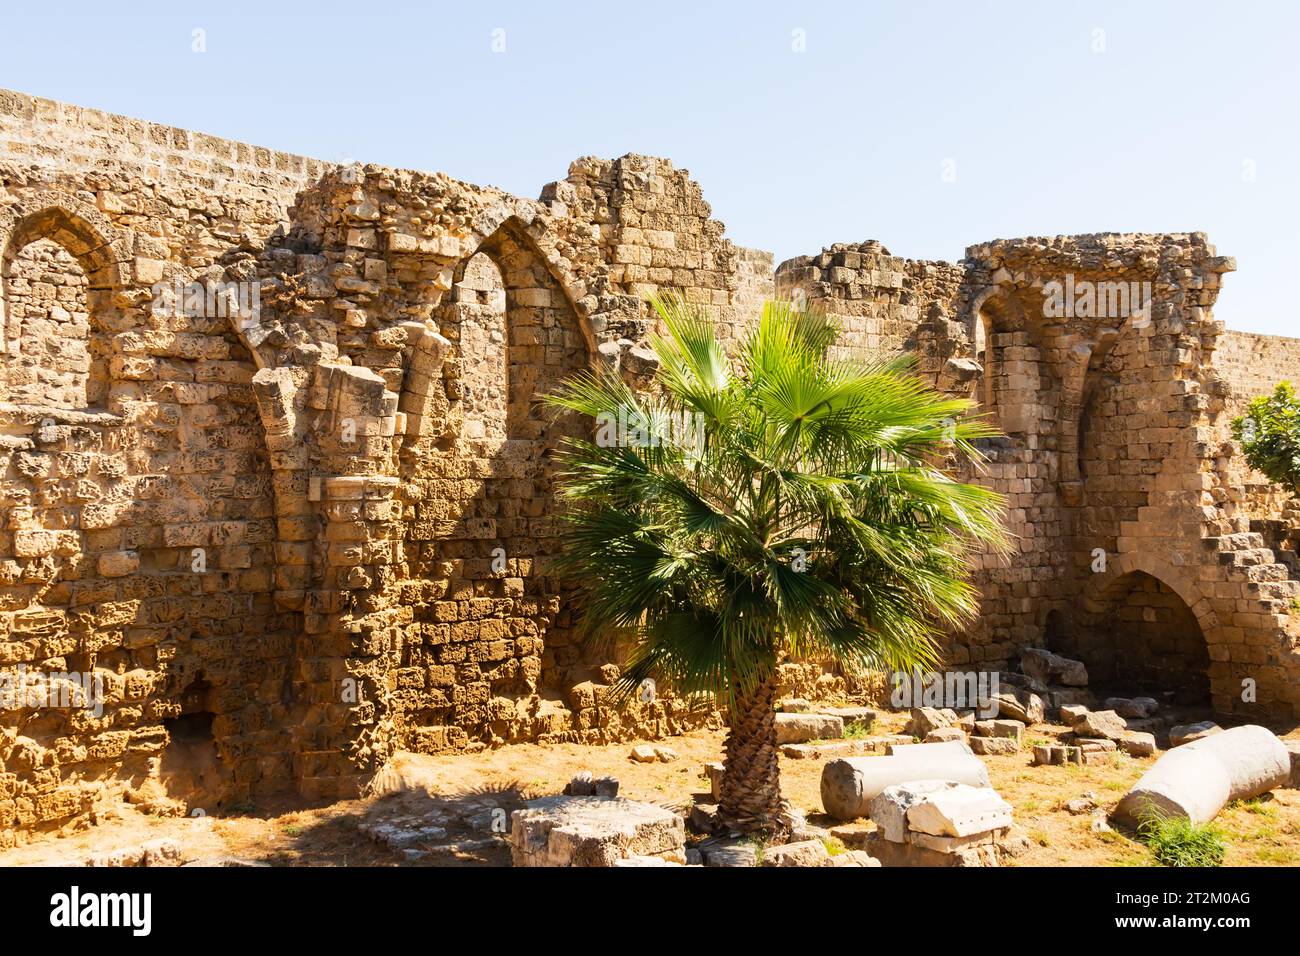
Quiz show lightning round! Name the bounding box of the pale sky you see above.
[3,0,1297,337]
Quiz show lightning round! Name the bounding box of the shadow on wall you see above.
[394,221,593,752]
[1075,570,1211,705]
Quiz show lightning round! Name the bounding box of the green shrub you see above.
[1139,815,1227,867]
[1232,381,1300,495]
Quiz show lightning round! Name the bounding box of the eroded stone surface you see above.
[509,796,685,867]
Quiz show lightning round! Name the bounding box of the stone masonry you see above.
[1,89,1298,843]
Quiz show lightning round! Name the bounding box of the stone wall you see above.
[0,90,762,839]
[4,86,1300,843]
[777,232,1300,722]
[0,89,329,845]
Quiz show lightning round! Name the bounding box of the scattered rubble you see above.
[85,839,183,868]
[1020,648,1089,687]
[629,744,678,763]
[1066,793,1098,815]
[780,738,901,760]
[1104,697,1159,719]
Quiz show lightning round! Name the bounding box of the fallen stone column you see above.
[820,741,990,821]
[1115,724,1291,826]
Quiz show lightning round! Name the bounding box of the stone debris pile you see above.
[864,780,1021,867]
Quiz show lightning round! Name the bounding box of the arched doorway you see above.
[1082,570,1211,704]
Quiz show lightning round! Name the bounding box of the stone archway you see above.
[391,215,596,750]
[0,199,126,410]
[966,287,1037,435]
[1078,556,1217,704]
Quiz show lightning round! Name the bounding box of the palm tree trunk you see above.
[718,671,784,834]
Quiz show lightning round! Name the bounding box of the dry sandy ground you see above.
[3,712,1299,867]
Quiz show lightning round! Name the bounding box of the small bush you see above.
[1232,381,1300,495]
[821,836,848,857]
[842,721,874,739]
[1139,815,1227,867]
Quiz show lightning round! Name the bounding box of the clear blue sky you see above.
[3,0,1297,336]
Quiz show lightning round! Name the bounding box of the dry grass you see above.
[3,714,1298,867]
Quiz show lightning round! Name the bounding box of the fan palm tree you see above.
[542,297,1009,835]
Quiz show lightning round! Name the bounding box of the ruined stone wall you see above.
[0,89,328,844]
[777,231,1300,720]
[774,241,967,360]
[6,84,1300,845]
[0,90,767,834]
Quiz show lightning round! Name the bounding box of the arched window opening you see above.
[452,252,508,441]
[1,236,108,409]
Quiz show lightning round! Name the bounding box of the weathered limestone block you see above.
[1115,725,1291,826]
[970,736,1018,755]
[869,779,954,842]
[817,706,876,729]
[863,831,1000,868]
[1285,740,1300,789]
[612,854,684,866]
[704,761,724,801]
[701,841,756,867]
[989,688,1044,725]
[509,796,686,867]
[775,712,843,744]
[1059,703,1089,723]
[780,739,886,760]
[1118,731,1158,757]
[827,849,882,867]
[924,727,967,744]
[1072,709,1127,740]
[761,839,830,867]
[904,707,957,736]
[1020,647,1088,687]
[973,719,1022,741]
[907,786,1014,838]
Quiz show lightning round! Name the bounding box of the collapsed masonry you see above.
[1,89,1299,844]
